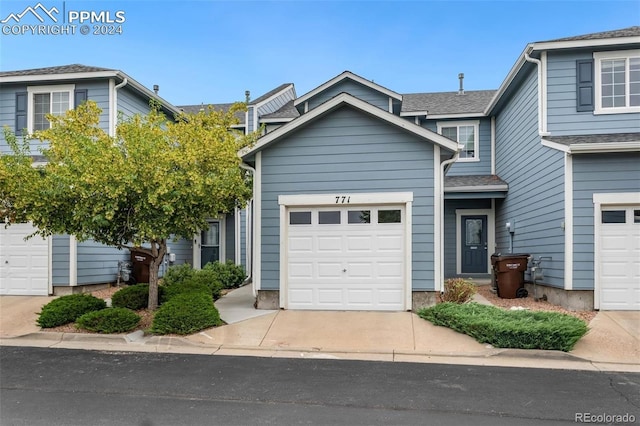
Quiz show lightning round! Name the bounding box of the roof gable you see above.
[293,71,402,111]
[240,92,458,158]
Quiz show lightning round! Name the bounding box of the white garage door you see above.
[598,206,640,310]
[0,223,49,296]
[286,206,406,311]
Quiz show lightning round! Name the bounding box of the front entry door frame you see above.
[192,216,226,270]
[455,209,494,275]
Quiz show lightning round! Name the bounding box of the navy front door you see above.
[461,215,487,273]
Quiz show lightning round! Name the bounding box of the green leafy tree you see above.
[1,101,255,310]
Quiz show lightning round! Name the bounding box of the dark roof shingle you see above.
[539,26,640,43]
[177,102,246,125]
[543,133,640,146]
[0,64,114,77]
[444,175,508,190]
[401,90,496,115]
[249,83,293,105]
[260,100,300,120]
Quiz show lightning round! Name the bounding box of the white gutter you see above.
[111,78,128,136]
[239,161,256,297]
[438,147,461,290]
[524,53,550,136]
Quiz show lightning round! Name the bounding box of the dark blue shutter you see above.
[74,89,88,108]
[15,92,27,136]
[576,60,594,112]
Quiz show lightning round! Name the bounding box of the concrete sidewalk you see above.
[1,286,638,372]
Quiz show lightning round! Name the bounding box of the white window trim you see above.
[593,50,640,115]
[26,84,75,133]
[436,120,480,162]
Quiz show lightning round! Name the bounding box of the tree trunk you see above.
[147,239,167,311]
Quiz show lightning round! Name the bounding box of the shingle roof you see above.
[543,133,640,146]
[539,26,640,43]
[444,175,508,191]
[401,90,496,115]
[249,83,293,105]
[0,64,114,77]
[260,100,300,120]
[177,102,246,125]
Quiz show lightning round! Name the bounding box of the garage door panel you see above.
[287,204,406,311]
[289,262,313,278]
[289,236,313,252]
[0,223,49,296]
[599,205,640,310]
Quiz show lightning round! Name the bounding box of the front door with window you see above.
[201,221,220,268]
[461,215,487,273]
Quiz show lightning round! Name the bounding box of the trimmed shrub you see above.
[76,308,140,333]
[203,260,247,289]
[162,263,196,286]
[37,294,107,328]
[112,284,150,310]
[151,292,222,335]
[440,278,477,303]
[160,280,211,303]
[418,302,588,352]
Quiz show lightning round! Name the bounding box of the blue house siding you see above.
[76,80,110,132]
[52,235,70,286]
[77,240,128,285]
[547,50,640,136]
[572,152,640,290]
[307,80,390,112]
[117,86,152,118]
[168,237,192,266]
[495,68,566,288]
[443,199,492,277]
[259,106,437,292]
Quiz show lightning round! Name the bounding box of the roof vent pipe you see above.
[458,73,465,95]
[153,84,159,95]
[245,90,250,103]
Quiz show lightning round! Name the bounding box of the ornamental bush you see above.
[160,280,212,303]
[418,302,588,352]
[439,278,477,303]
[112,284,151,310]
[162,263,196,287]
[203,260,247,289]
[37,294,107,328]
[150,292,222,335]
[76,308,140,333]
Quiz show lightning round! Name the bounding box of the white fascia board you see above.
[425,112,486,119]
[530,36,640,52]
[0,70,119,83]
[485,44,533,114]
[399,110,429,117]
[259,117,295,124]
[541,139,571,153]
[293,71,402,107]
[240,93,459,157]
[593,192,640,205]
[570,141,640,153]
[279,192,413,206]
[445,185,508,192]
[252,84,295,107]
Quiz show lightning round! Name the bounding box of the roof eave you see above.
[530,35,640,52]
[0,70,119,83]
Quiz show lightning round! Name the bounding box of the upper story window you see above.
[437,121,479,162]
[26,85,75,132]
[594,50,640,114]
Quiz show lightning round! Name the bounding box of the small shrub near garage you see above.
[203,260,247,289]
[76,308,141,333]
[160,280,212,303]
[151,292,222,335]
[112,283,152,310]
[37,294,107,328]
[418,302,588,352]
[440,278,477,303]
[162,263,196,287]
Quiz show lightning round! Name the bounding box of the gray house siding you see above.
[77,240,128,285]
[443,199,492,278]
[117,86,152,119]
[259,106,436,292]
[307,80,390,112]
[423,118,493,176]
[257,87,295,116]
[494,68,566,288]
[572,152,640,290]
[247,106,255,132]
[240,208,247,268]
[168,237,192,266]
[51,235,71,286]
[0,80,110,153]
[547,50,640,136]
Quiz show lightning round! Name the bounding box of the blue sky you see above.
[1,0,638,106]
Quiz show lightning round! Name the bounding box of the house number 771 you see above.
[335,196,351,204]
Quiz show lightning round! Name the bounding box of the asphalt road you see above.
[1,347,638,425]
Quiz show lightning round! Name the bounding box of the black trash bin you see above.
[490,253,529,299]
[130,249,152,284]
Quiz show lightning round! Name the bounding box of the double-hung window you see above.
[437,121,479,161]
[594,50,640,114]
[26,85,75,132]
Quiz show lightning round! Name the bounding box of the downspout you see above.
[239,161,256,297]
[111,78,128,136]
[438,146,461,290]
[524,53,549,136]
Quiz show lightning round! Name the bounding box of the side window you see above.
[602,210,626,224]
[290,211,312,225]
[437,121,479,161]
